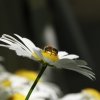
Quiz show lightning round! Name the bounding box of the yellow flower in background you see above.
[8,93,25,100]
[0,34,95,80]
[83,88,100,100]
[16,70,38,81]
[1,80,11,87]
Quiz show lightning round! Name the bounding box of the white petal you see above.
[60,93,83,100]
[0,38,13,45]
[42,56,54,65]
[0,34,31,53]
[75,60,88,65]
[14,34,36,52]
[9,44,32,58]
[53,59,95,80]
[58,51,68,59]
[34,49,44,60]
[60,54,79,59]
[0,43,33,59]
[0,34,41,60]
[14,34,43,60]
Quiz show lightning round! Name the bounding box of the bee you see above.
[44,46,58,56]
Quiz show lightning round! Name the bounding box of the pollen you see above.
[42,46,59,62]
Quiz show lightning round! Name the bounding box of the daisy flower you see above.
[0,34,95,100]
[60,88,100,100]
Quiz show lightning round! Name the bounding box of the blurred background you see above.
[0,0,99,95]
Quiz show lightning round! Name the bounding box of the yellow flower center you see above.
[83,88,100,100]
[8,93,25,100]
[42,46,59,62]
[1,80,11,87]
[15,70,38,81]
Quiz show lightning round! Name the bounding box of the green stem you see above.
[25,64,47,100]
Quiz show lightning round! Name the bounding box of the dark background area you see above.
[0,0,99,94]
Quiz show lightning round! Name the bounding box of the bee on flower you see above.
[0,34,95,100]
[0,34,95,79]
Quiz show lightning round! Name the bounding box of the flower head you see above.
[82,88,100,100]
[15,70,38,81]
[0,34,95,80]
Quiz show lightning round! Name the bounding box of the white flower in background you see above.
[0,86,12,100]
[59,93,84,100]
[0,70,61,100]
[15,82,61,100]
[0,34,95,80]
[60,88,100,100]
